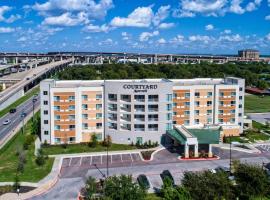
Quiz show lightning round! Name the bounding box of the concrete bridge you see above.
[0,59,72,110]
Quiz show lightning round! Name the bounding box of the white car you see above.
[3,119,11,125]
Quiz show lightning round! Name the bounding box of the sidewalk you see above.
[214,143,261,154]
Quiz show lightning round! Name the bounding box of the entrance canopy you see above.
[167,125,220,145]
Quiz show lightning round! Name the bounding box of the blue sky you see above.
[0,0,269,54]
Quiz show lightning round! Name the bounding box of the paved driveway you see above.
[247,113,270,124]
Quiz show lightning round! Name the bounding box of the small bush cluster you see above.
[141,151,154,160]
[35,149,48,166]
[23,135,35,150]
[131,140,159,149]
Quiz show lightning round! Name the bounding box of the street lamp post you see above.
[229,134,232,176]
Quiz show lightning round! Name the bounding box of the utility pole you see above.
[229,134,232,175]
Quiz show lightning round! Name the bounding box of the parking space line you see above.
[68,158,72,167]
[121,154,123,162]
[130,153,133,162]
[79,157,82,166]
[90,156,92,166]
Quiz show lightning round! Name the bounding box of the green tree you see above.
[234,163,270,199]
[182,171,234,200]
[103,135,112,147]
[84,176,98,200]
[31,116,41,136]
[104,175,146,200]
[89,134,98,148]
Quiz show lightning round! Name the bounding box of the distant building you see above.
[238,49,259,60]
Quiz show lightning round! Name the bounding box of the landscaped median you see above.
[0,86,40,118]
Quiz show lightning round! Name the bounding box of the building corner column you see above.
[184,143,189,158]
[194,144,199,158]
[208,144,213,157]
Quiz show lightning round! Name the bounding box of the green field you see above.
[42,143,137,155]
[0,87,40,118]
[245,94,270,113]
[0,117,54,182]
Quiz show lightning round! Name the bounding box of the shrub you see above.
[35,149,46,166]
[23,135,34,150]
[102,135,112,147]
[89,134,98,148]
[141,151,154,160]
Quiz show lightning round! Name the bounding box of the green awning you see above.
[188,129,220,144]
[166,129,186,144]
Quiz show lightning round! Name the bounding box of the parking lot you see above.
[60,153,145,178]
[256,144,270,153]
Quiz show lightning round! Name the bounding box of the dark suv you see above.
[9,108,16,113]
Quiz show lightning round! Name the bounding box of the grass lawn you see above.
[146,193,162,200]
[243,131,270,142]
[42,143,137,155]
[224,136,245,143]
[252,121,270,131]
[245,94,270,113]
[0,118,54,182]
[0,87,40,118]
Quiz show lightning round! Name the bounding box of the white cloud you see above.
[219,34,243,42]
[83,23,110,32]
[139,31,159,42]
[84,36,91,40]
[0,6,21,23]
[222,29,232,34]
[157,38,166,44]
[265,15,270,21]
[174,0,262,18]
[0,27,15,33]
[189,35,211,43]
[170,34,185,44]
[205,24,214,31]
[266,33,270,41]
[110,6,153,28]
[42,12,88,26]
[32,0,113,19]
[158,22,175,29]
[121,32,131,40]
[17,36,27,42]
[152,5,171,26]
[98,38,117,46]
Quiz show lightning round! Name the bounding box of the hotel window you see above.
[219,92,224,97]
[82,104,88,110]
[53,96,60,101]
[240,87,243,91]
[134,95,145,102]
[207,118,212,123]
[148,124,158,131]
[69,96,75,101]
[195,92,200,98]
[82,114,88,119]
[207,110,212,115]
[239,104,242,108]
[44,110,48,115]
[207,92,212,97]
[82,95,88,100]
[167,113,172,120]
[96,94,102,100]
[69,115,75,120]
[231,92,236,96]
[185,92,190,98]
[69,105,75,110]
[43,91,48,95]
[218,110,224,114]
[230,118,235,123]
[173,121,176,125]
[166,104,172,111]
[173,112,177,116]
[166,94,172,101]
[82,123,88,129]
[173,103,177,107]
[184,120,190,125]
[239,113,242,117]
[239,96,243,100]
[239,122,242,126]
[96,113,102,119]
[96,104,102,110]
[195,101,200,106]
[54,125,60,130]
[54,106,60,111]
[230,110,236,114]
[43,100,48,105]
[44,131,49,135]
[195,119,199,124]
[134,124,145,131]
[184,102,190,107]
[96,123,102,129]
[108,94,117,101]
[44,120,48,124]
[54,138,60,144]
[218,119,224,123]
[230,101,236,106]
[149,104,159,112]
[195,110,200,115]
[219,101,224,106]
[148,95,159,102]
[166,123,172,131]
[207,101,212,106]
[69,125,75,130]
[54,115,60,121]
[184,111,190,115]
[173,93,177,98]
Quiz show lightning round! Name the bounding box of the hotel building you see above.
[40,77,244,156]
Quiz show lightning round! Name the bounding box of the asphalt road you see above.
[0,94,40,144]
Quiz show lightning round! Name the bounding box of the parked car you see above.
[215,166,230,174]
[9,108,16,113]
[137,174,150,189]
[160,170,175,185]
[3,119,11,125]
